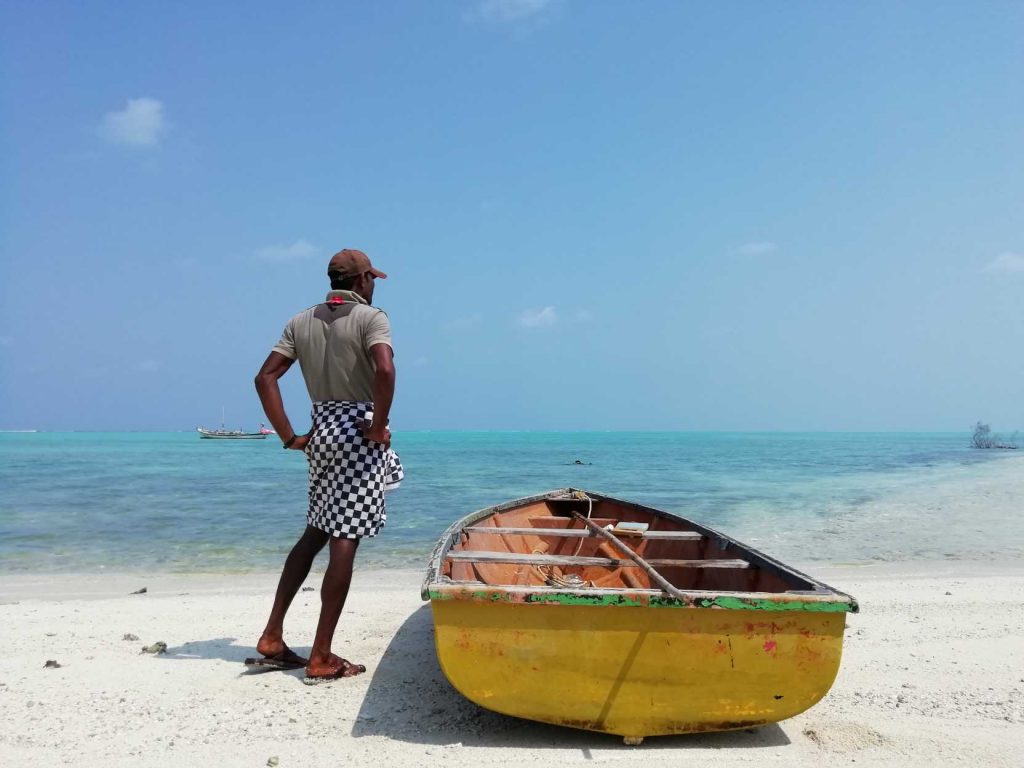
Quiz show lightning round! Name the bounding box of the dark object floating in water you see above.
[971,422,1018,449]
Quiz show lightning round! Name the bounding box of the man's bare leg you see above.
[305,536,363,676]
[257,525,330,660]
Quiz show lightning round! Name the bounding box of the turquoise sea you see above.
[1,432,1022,573]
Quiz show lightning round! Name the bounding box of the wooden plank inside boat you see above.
[463,525,704,541]
[526,516,620,528]
[445,550,750,569]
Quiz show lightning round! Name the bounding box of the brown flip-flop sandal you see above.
[302,659,366,685]
[244,645,308,671]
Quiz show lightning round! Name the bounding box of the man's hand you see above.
[361,423,392,450]
[287,434,311,452]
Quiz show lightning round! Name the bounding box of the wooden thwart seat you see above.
[527,517,619,528]
[463,525,703,541]
[445,550,749,569]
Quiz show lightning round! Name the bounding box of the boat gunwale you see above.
[421,488,859,613]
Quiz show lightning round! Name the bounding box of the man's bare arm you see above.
[363,344,395,446]
[254,352,306,449]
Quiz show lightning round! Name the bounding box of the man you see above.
[251,248,402,684]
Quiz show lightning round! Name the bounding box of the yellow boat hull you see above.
[431,599,846,738]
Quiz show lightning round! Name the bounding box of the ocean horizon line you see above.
[0,427,1003,436]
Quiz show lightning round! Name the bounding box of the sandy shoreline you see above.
[2,563,1022,767]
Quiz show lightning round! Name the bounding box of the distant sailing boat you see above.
[196,407,268,440]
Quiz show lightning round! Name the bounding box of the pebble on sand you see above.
[131,587,148,595]
[122,633,140,641]
[140,642,167,655]
[267,757,280,767]
[44,660,61,669]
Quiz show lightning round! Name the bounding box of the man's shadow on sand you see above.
[156,637,307,681]
[351,605,791,750]
[157,637,254,663]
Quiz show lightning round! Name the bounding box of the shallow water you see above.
[0,431,1021,572]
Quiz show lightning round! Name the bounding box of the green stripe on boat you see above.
[427,588,854,612]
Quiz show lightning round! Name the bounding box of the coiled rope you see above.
[534,490,594,588]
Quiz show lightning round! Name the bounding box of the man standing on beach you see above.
[251,248,402,683]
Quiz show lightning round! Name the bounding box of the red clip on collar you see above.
[327,297,345,305]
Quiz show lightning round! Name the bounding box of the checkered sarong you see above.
[305,400,404,539]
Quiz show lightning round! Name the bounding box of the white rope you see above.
[571,490,593,558]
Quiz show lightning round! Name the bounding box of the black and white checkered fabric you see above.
[305,400,404,539]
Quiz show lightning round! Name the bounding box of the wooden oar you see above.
[570,511,686,600]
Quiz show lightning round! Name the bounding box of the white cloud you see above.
[469,0,556,23]
[100,98,165,147]
[735,241,778,256]
[255,239,317,262]
[983,251,1024,274]
[518,306,558,328]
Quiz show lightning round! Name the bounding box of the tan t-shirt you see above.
[272,290,392,403]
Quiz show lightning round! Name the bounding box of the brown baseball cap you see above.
[327,248,388,279]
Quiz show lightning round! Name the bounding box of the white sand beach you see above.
[1,562,1021,768]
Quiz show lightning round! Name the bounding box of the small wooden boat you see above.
[422,489,858,743]
[196,427,267,440]
[196,408,268,439]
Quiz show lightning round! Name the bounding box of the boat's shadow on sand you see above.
[352,605,791,750]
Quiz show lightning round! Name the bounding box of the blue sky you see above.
[1,1,1022,432]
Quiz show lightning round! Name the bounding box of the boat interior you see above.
[440,494,822,594]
